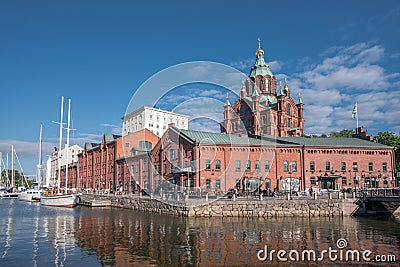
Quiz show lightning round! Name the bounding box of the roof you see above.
[179,129,284,146]
[104,134,121,143]
[276,136,393,149]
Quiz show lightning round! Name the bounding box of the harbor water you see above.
[0,198,399,266]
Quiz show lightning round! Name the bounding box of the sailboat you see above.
[19,125,44,202]
[1,146,24,198]
[40,97,78,208]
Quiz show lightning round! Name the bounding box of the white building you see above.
[122,106,189,137]
[44,144,83,188]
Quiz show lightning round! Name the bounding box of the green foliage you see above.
[321,134,327,138]
[330,129,355,138]
[376,132,400,174]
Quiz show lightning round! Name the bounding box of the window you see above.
[206,179,211,190]
[341,162,346,172]
[310,176,316,185]
[255,160,260,172]
[326,162,331,171]
[131,165,135,174]
[291,161,297,172]
[125,143,129,147]
[139,141,152,150]
[310,161,315,172]
[246,160,251,171]
[284,161,289,172]
[265,160,270,171]
[354,176,359,185]
[353,162,358,172]
[287,103,291,115]
[215,160,221,171]
[235,160,241,171]
[382,162,387,172]
[368,162,373,172]
[287,118,291,128]
[170,149,175,161]
[206,160,211,170]
[215,179,221,189]
[163,164,167,173]
[342,177,347,185]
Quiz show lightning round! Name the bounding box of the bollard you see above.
[344,192,347,199]
[313,192,317,200]
[205,193,208,202]
[329,192,332,200]
[287,193,291,201]
[233,194,236,201]
[260,194,263,201]
[352,191,355,198]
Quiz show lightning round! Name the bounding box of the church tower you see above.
[221,39,305,137]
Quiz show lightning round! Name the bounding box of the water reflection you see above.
[0,199,399,266]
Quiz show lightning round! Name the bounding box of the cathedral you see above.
[221,40,305,137]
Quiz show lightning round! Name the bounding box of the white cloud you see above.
[0,139,55,160]
[286,42,400,135]
[100,123,122,135]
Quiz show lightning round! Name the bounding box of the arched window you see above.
[287,103,291,115]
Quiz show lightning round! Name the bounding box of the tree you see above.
[376,131,400,175]
[330,129,355,138]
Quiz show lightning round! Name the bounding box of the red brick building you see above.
[77,134,120,192]
[115,129,159,193]
[142,126,395,196]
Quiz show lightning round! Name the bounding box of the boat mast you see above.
[11,145,14,191]
[6,152,9,188]
[37,124,43,187]
[14,148,28,187]
[0,152,2,188]
[57,96,64,194]
[65,98,71,192]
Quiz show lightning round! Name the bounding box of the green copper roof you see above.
[276,136,393,149]
[179,129,281,146]
[249,52,273,78]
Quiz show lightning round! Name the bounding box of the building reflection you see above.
[73,208,399,266]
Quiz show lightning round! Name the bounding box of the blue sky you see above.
[0,0,399,176]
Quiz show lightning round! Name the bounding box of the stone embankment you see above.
[79,194,359,217]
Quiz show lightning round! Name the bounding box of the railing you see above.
[358,188,400,199]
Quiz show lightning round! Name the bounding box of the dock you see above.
[78,199,111,207]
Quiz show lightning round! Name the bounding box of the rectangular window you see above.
[310,176,316,185]
[284,161,289,172]
[215,179,221,189]
[206,160,211,171]
[353,162,358,172]
[287,118,291,128]
[326,162,331,171]
[235,160,241,171]
[255,160,260,172]
[382,162,387,172]
[265,160,270,171]
[125,143,129,147]
[310,161,315,172]
[170,149,175,161]
[342,177,347,185]
[354,176,359,185]
[206,179,211,190]
[163,164,167,173]
[246,160,251,171]
[215,160,221,171]
[131,165,135,174]
[291,161,297,172]
[368,162,373,172]
[341,162,346,172]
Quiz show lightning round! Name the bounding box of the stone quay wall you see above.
[79,194,359,217]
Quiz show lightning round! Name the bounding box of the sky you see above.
[0,0,399,176]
